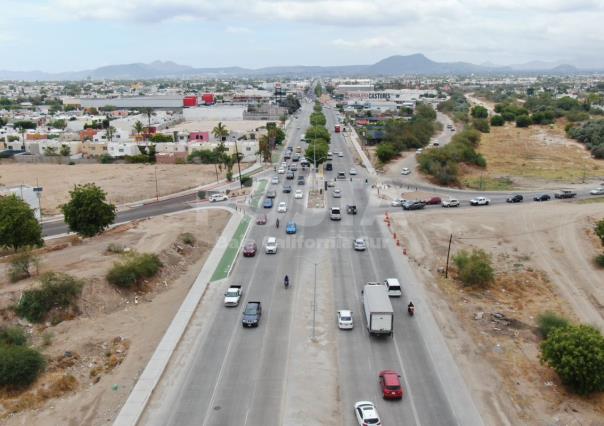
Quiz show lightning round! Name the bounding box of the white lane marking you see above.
[393,336,423,426]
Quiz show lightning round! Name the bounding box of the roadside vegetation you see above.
[0,332,46,388]
[106,252,163,289]
[8,250,40,283]
[0,195,43,252]
[437,91,470,123]
[566,119,604,159]
[61,183,117,237]
[595,218,604,267]
[451,248,494,287]
[304,102,330,165]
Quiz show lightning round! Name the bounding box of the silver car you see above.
[353,238,367,251]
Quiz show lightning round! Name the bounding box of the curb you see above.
[112,208,244,426]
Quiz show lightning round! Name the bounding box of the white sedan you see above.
[337,310,353,329]
[354,401,381,426]
[209,193,228,202]
[277,202,287,213]
[338,151,344,157]
[590,187,604,195]
[277,167,285,174]
[353,238,367,251]
[294,190,304,199]
[391,198,406,207]
[349,168,357,175]
[332,188,342,198]
[401,167,411,175]
[271,176,279,184]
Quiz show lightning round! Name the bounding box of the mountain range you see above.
[0,54,592,81]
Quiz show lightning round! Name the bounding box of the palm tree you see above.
[212,122,229,142]
[133,120,144,139]
[140,108,154,140]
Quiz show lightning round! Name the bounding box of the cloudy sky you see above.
[1,0,603,72]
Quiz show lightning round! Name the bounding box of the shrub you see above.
[180,233,196,246]
[595,219,604,246]
[471,105,488,118]
[0,345,45,387]
[376,143,398,163]
[537,311,570,339]
[106,243,125,254]
[0,326,28,346]
[472,118,490,133]
[516,115,532,127]
[106,253,162,289]
[240,175,253,187]
[8,251,37,283]
[15,273,83,323]
[595,253,604,268]
[452,249,494,287]
[490,115,505,126]
[541,324,604,395]
[99,154,113,164]
[226,171,233,182]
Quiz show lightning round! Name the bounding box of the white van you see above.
[330,207,341,221]
[384,278,402,297]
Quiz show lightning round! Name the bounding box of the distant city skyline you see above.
[1,0,603,72]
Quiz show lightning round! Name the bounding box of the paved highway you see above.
[142,101,482,425]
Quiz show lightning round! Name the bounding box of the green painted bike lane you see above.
[210,215,251,282]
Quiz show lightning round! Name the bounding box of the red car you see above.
[425,196,442,205]
[242,241,257,257]
[379,370,403,400]
[256,214,267,225]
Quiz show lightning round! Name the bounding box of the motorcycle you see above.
[284,275,289,289]
[407,303,415,316]
[276,219,280,228]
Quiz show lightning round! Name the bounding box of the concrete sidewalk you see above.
[344,128,376,176]
[112,207,244,426]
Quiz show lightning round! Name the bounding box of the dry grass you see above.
[462,121,604,187]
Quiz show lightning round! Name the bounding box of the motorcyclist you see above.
[407,301,415,315]
[284,275,289,288]
[276,218,280,228]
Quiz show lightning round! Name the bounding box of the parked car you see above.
[266,190,276,199]
[264,237,277,254]
[294,189,303,199]
[242,241,257,257]
[400,167,411,175]
[337,310,353,329]
[402,200,426,210]
[286,221,297,234]
[354,401,381,426]
[283,185,292,193]
[506,194,523,203]
[278,202,287,213]
[441,198,460,208]
[353,238,367,251]
[242,301,262,327]
[470,196,490,206]
[209,193,228,202]
[256,214,267,225]
[425,196,441,205]
[391,198,406,207]
[263,198,273,208]
[379,370,403,400]
[590,187,604,195]
[533,194,551,202]
[333,188,342,198]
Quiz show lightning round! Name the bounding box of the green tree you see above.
[452,249,494,287]
[212,122,229,142]
[515,115,532,128]
[310,112,327,126]
[376,143,398,162]
[43,146,58,156]
[258,134,271,162]
[305,125,331,144]
[61,183,116,237]
[0,195,43,251]
[541,324,604,395]
[305,141,329,165]
[472,118,490,133]
[471,105,488,118]
[133,120,144,138]
[595,219,604,245]
[59,144,71,157]
[0,345,46,387]
[490,115,505,126]
[49,119,67,130]
[415,103,437,121]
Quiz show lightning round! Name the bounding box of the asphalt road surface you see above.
[142,103,482,426]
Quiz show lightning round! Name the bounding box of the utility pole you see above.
[445,234,453,278]
[234,136,243,189]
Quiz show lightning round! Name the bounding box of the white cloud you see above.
[332,36,395,49]
[225,26,251,34]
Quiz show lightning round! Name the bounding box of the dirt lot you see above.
[392,202,604,425]
[461,121,604,190]
[0,208,230,425]
[0,163,245,214]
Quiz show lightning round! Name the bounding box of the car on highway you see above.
[209,193,228,202]
[554,189,577,199]
[266,189,276,199]
[590,187,604,195]
[391,198,406,207]
[263,198,273,208]
[326,180,336,187]
[441,198,460,208]
[330,207,342,220]
[354,401,381,426]
[286,171,295,180]
[400,167,411,175]
[294,189,304,199]
[353,238,367,251]
[379,370,403,400]
[425,196,442,205]
[533,194,551,202]
[278,201,287,213]
[277,167,285,174]
[297,176,305,185]
[333,188,342,198]
[271,176,279,185]
[286,221,297,234]
[242,241,257,257]
[506,194,523,203]
[470,196,490,206]
[264,237,277,254]
[289,163,298,171]
[402,200,426,210]
[349,168,357,175]
[242,301,262,327]
[337,310,353,329]
[256,214,267,225]
[336,171,346,180]
[283,185,292,193]
[338,151,344,157]
[325,163,333,171]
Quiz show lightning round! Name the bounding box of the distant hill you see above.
[0,54,595,81]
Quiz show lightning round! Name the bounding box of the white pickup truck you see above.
[224,285,242,307]
[470,196,490,206]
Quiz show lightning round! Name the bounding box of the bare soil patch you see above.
[0,163,246,214]
[0,208,230,425]
[462,121,604,189]
[392,202,604,425]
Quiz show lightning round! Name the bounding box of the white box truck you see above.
[362,284,394,336]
